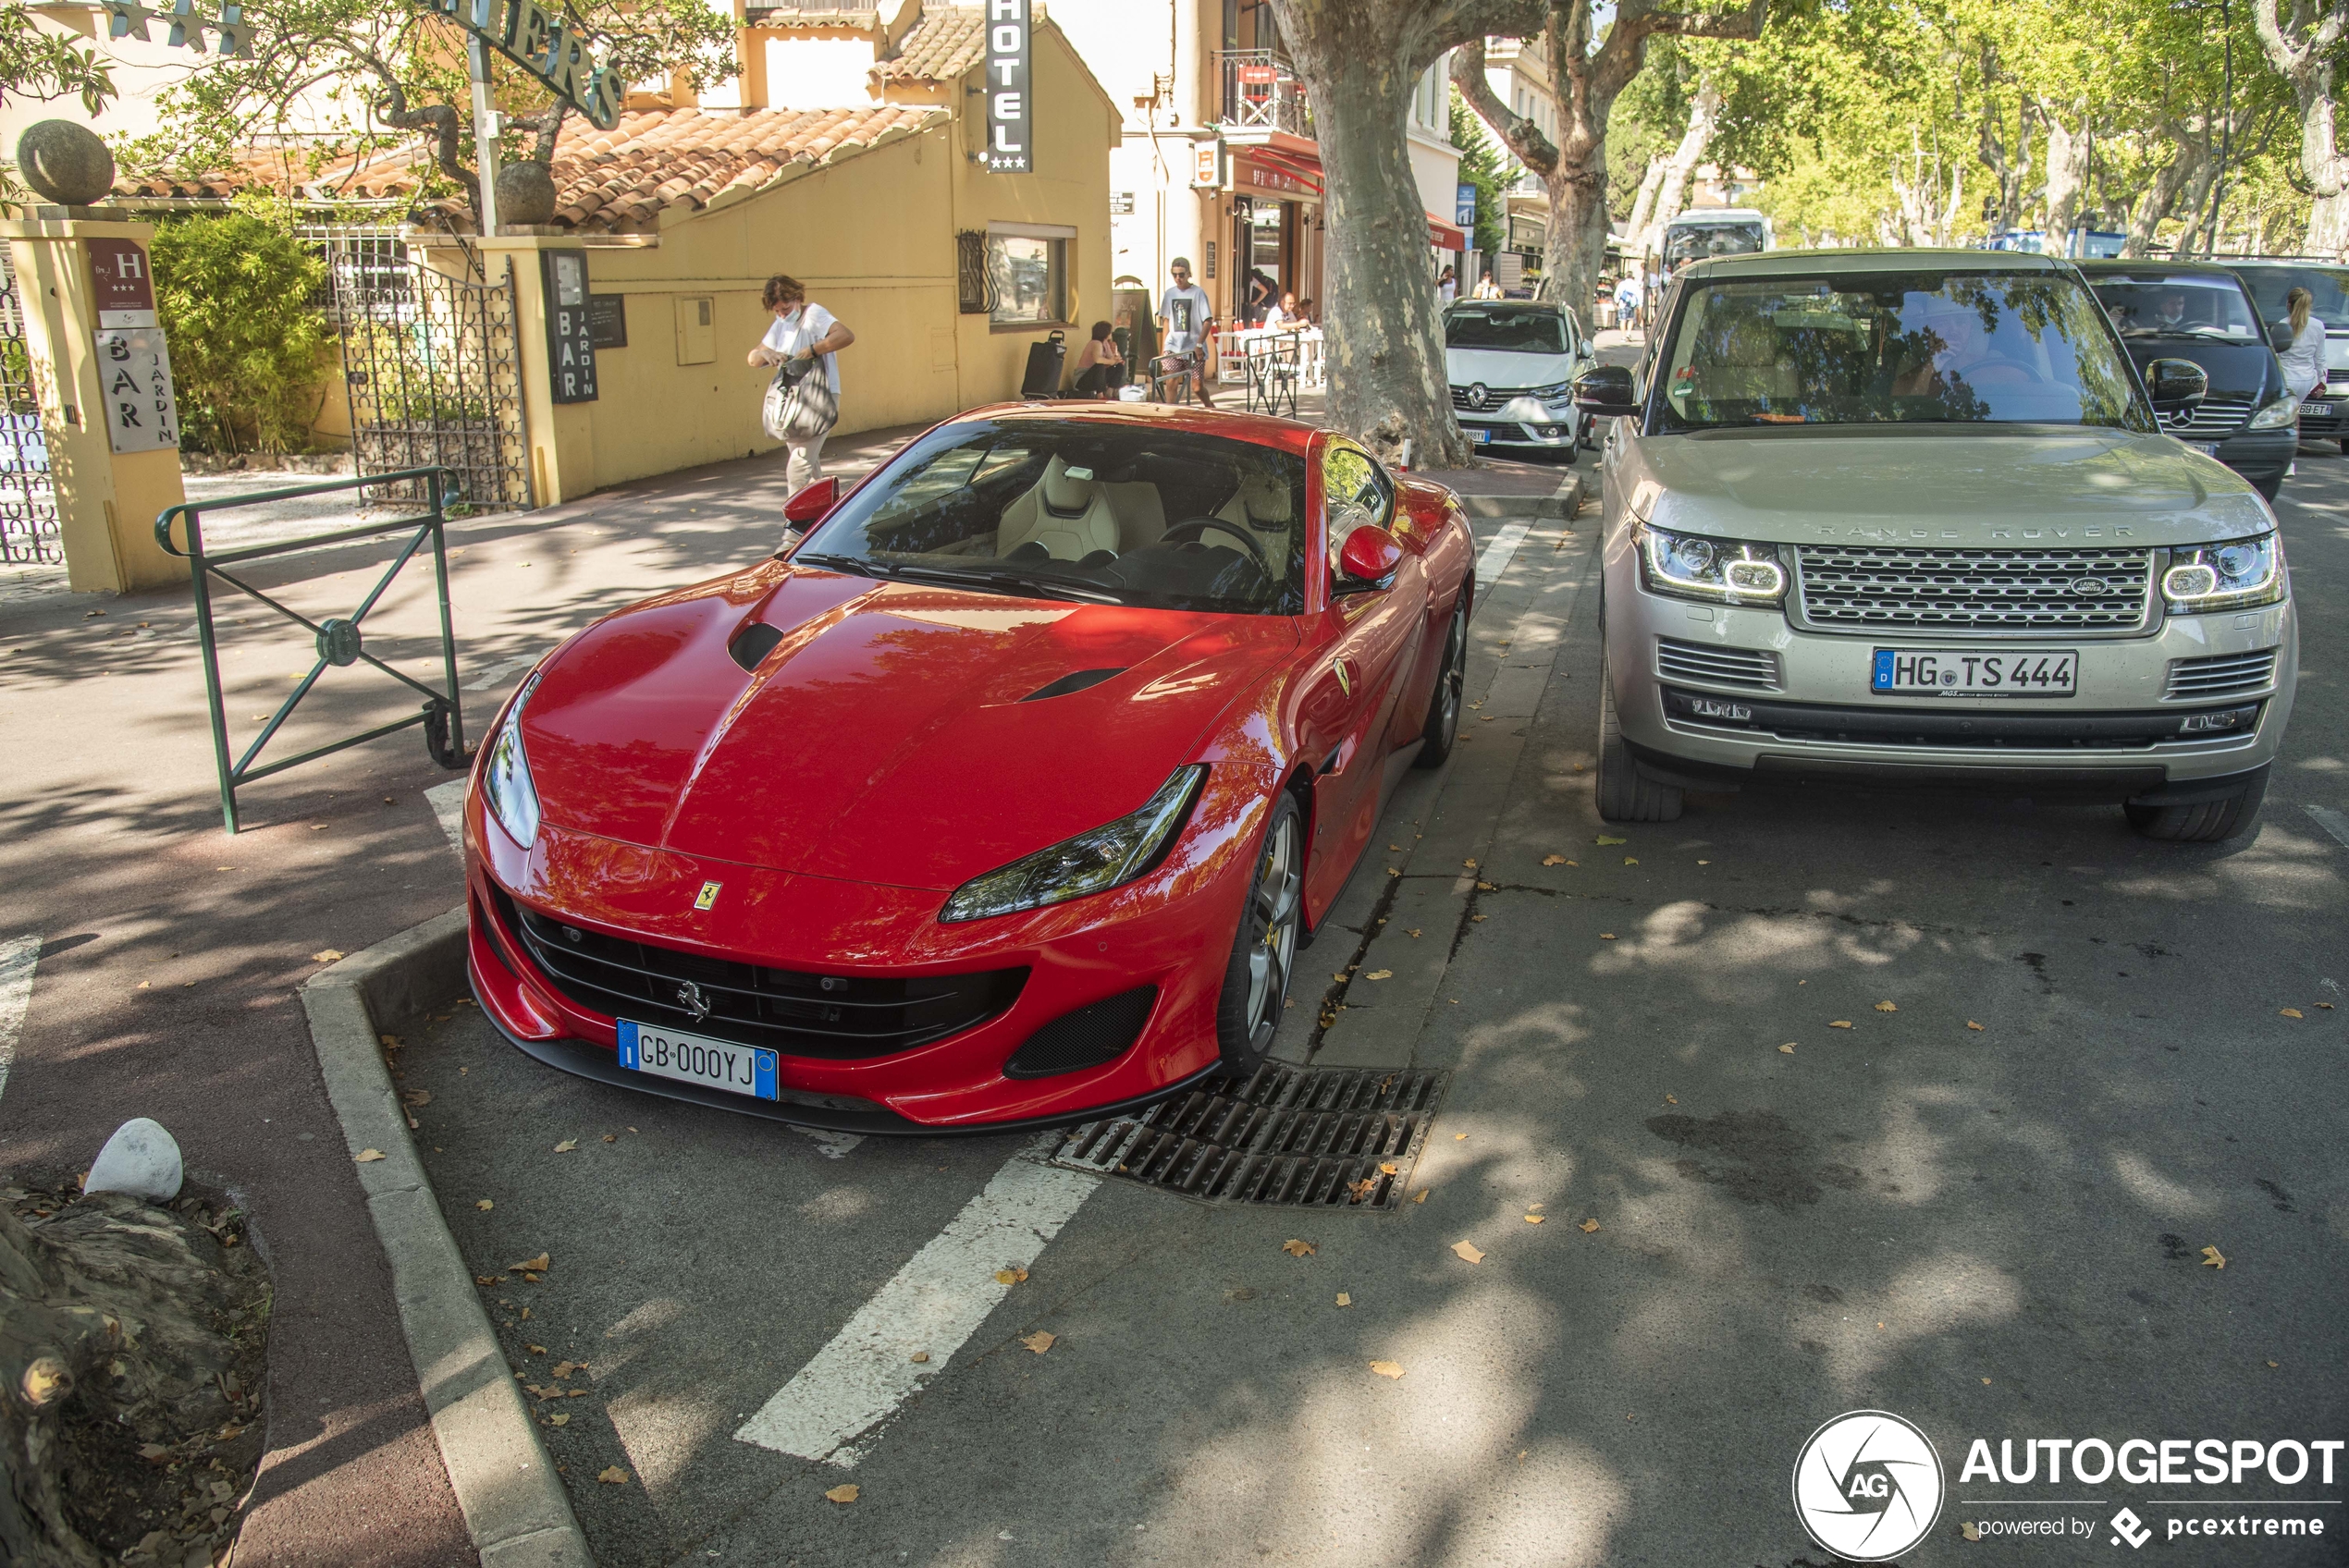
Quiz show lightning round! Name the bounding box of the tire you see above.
[1412,595,1469,769]
[2254,473,2283,501]
[1212,792,1304,1074]
[1596,651,1683,823]
[2124,775,2268,842]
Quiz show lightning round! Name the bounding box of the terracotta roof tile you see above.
[875,3,1047,83]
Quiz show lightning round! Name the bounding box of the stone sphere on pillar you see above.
[495,161,559,227]
[15,120,117,207]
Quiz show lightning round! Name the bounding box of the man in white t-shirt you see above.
[1156,257,1217,408]
[747,274,855,490]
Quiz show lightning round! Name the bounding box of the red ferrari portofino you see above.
[465,404,1475,1131]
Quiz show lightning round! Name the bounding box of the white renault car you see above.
[1574,248,2295,842]
[1445,300,1593,457]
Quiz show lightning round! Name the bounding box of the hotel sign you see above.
[983,0,1030,173]
[434,0,623,129]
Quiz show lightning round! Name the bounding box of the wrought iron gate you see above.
[323,232,532,510]
[0,248,62,565]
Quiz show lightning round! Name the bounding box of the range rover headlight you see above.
[2245,395,2301,431]
[940,766,1207,923]
[1636,522,1788,605]
[480,674,543,850]
[2161,533,2283,612]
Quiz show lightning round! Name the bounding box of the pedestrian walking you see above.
[1158,257,1217,408]
[1613,271,1643,339]
[1071,320,1127,398]
[2279,287,2327,405]
[1437,265,1457,305]
[748,274,854,492]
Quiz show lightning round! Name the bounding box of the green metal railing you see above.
[156,467,470,834]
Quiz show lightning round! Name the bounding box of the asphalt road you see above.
[402,441,2348,1568]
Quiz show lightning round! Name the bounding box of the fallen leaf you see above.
[354,1148,387,1163]
[312,949,344,963]
[475,1199,494,1211]
[1470,913,1487,922]
[1664,1094,1679,1105]
[1966,1021,1985,1031]
[1335,1292,1352,1307]
[1406,927,1421,937]
[1369,1360,1405,1379]
[379,1034,401,1049]
[911,1351,930,1363]
[1579,1218,1601,1233]
[401,1089,432,1107]
[1599,932,1617,940]
[1463,859,1478,869]
[1476,881,1495,890]
[1542,854,1568,865]
[1413,1190,1428,1203]
[1021,1330,1055,1354]
[1778,1043,1796,1054]
[2268,1360,2280,1368]
[1388,843,1403,851]
[1696,859,1711,864]
[1386,867,1400,877]
[823,1483,858,1503]
[1981,1378,1992,1385]
[1875,1000,1899,1012]
[1282,1239,1316,1257]
[510,1253,550,1274]
[1451,1240,1484,1264]
[1365,970,1393,981]
[1378,1161,1398,1175]
[1454,1133,1467,1140]
[1527,1202,1542,1210]
[2319,1002,2336,1010]
[994,1266,1029,1284]
[553,1139,578,1153]
[1525,1214,1544,1224]
[1962,1521,1981,1540]
[1596,835,1627,845]
[1828,1020,1853,1029]
[548,1413,570,1427]
[527,1344,547,1355]
[2201,1245,2226,1270]
[2281,1008,2304,1019]
[1623,857,1638,865]
[602,1133,616,1143]
[1345,1177,1377,1203]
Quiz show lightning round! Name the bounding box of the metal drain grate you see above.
[1052,1064,1447,1211]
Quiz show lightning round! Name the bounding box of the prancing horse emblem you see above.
[675,980,710,1022]
[694,880,721,911]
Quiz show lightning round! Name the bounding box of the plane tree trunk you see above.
[2255,0,2349,258]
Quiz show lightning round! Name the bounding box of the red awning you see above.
[1426,214,1465,251]
[1235,149,1322,196]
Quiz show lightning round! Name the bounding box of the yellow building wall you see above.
[526,27,1114,499]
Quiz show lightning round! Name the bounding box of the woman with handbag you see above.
[747,274,855,492]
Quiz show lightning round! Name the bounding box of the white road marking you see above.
[795,1129,864,1160]
[462,654,540,692]
[426,778,467,852]
[2303,803,2349,850]
[1474,522,1531,603]
[0,934,40,1107]
[734,1145,1099,1466]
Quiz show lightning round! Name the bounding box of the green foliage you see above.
[1606,36,1696,217]
[0,5,115,113]
[1449,86,1508,256]
[151,203,336,454]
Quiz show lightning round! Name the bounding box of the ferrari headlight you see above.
[2161,533,2283,612]
[1637,522,1788,605]
[940,766,1206,924]
[481,674,543,850]
[2245,395,2301,431]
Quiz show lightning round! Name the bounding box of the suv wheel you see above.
[2124,776,2268,842]
[1596,651,1683,823]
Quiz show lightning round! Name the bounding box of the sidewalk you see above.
[0,406,1582,1567]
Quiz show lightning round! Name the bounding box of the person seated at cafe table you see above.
[1070,320,1126,398]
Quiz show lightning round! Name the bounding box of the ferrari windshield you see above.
[2090,275,2261,341]
[1655,270,2151,433]
[793,418,1309,615]
[1445,307,1569,354]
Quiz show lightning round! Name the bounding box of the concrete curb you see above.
[301,910,595,1568]
[1440,469,1585,521]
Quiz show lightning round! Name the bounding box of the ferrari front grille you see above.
[496,889,1027,1060]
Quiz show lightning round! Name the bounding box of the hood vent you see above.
[1019,667,1126,703]
[729,622,785,672]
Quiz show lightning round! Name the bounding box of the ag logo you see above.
[1791,1410,1944,1562]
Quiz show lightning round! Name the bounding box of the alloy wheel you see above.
[1435,607,1466,751]
[1244,813,1302,1049]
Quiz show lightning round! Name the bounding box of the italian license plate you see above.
[1872,648,2076,697]
[2308,402,2334,417]
[618,1019,778,1100]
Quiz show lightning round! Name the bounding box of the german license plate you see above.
[2307,402,2334,417]
[618,1019,778,1100]
[1871,648,2076,697]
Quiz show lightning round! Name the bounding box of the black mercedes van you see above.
[2228,258,2349,446]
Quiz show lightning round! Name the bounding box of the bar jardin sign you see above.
[433,0,624,129]
[983,0,1030,173]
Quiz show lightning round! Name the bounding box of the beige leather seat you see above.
[996,456,1121,560]
[1101,483,1168,553]
[1212,470,1294,541]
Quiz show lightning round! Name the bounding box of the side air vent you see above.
[1655,637,1781,691]
[1020,667,1126,702]
[729,622,784,671]
[2164,649,2277,701]
[1003,986,1157,1078]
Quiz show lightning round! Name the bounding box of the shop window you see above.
[987,231,1070,327]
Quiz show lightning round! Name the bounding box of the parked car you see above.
[2077,259,2297,499]
[1575,247,2294,842]
[464,405,1476,1132]
[2228,259,2349,447]
[1444,300,1593,457]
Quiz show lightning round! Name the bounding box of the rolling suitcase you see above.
[1020,330,1067,398]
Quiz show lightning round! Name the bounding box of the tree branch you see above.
[1450,36,1559,177]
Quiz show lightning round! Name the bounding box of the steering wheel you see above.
[1160,516,1270,571]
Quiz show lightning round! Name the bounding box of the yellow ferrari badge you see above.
[694,880,721,911]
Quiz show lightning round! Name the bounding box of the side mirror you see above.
[1334,524,1402,593]
[1572,363,1639,416]
[2145,357,2209,414]
[783,476,840,527]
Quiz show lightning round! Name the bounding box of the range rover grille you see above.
[1796,545,2153,633]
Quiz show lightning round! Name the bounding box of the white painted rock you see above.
[84,1118,183,1202]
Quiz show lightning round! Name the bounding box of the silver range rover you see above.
[1573,248,2295,842]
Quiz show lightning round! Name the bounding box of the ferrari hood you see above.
[522,563,1295,891]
